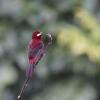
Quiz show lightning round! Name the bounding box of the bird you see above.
[17,30,52,100]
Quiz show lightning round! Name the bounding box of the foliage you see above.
[0,0,100,100]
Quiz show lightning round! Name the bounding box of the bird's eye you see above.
[37,33,42,37]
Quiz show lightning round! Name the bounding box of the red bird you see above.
[27,31,44,77]
[17,30,52,100]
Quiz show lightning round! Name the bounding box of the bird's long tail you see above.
[17,77,29,100]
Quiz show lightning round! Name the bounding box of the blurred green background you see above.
[0,0,100,100]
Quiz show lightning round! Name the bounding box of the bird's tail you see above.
[17,77,29,100]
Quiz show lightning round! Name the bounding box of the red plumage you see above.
[27,30,44,77]
[17,30,52,100]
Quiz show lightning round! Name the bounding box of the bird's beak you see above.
[37,32,42,36]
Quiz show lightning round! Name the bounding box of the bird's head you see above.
[32,30,42,40]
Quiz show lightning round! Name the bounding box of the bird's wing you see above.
[28,43,44,64]
[28,44,42,56]
[26,44,44,77]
